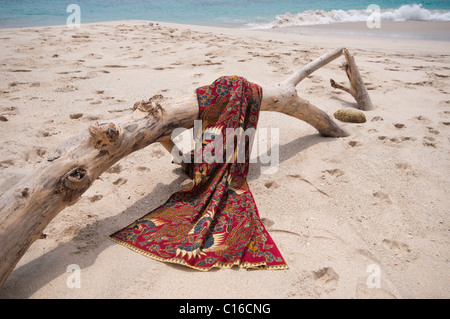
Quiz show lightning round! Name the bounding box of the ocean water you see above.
[0,0,450,29]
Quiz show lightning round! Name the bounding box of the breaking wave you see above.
[247,4,450,29]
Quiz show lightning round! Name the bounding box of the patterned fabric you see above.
[110,76,288,271]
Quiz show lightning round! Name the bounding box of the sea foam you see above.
[247,4,450,29]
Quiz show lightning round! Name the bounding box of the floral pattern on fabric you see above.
[110,76,288,271]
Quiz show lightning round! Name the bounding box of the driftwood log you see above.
[0,47,371,287]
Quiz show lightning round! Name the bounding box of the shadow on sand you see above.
[0,132,333,298]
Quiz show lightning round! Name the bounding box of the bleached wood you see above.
[282,47,344,87]
[330,49,374,111]
[0,93,199,287]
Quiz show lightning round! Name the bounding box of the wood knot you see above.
[58,167,92,202]
[132,94,165,118]
[21,188,29,197]
[340,61,350,72]
[63,167,91,191]
[14,187,30,198]
[89,122,122,149]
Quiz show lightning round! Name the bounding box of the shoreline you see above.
[2,19,450,42]
[263,21,450,42]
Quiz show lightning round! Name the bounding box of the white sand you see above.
[0,20,449,299]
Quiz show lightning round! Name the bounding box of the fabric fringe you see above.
[109,236,289,271]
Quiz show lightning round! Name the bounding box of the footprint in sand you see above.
[21,147,47,162]
[438,101,450,108]
[55,85,78,92]
[0,159,14,168]
[88,194,103,203]
[398,136,416,142]
[378,135,416,144]
[0,107,18,120]
[313,267,339,295]
[324,169,345,178]
[263,180,280,189]
[9,81,28,87]
[83,115,100,121]
[41,129,56,137]
[396,163,416,176]
[261,218,274,227]
[150,149,165,159]
[153,67,165,71]
[427,127,439,135]
[69,113,83,119]
[348,141,362,147]
[382,239,411,253]
[106,163,122,174]
[415,115,432,124]
[373,191,392,204]
[71,34,90,39]
[85,53,103,59]
[423,136,436,148]
[395,163,411,170]
[112,177,127,186]
[371,116,384,122]
[384,66,401,72]
[35,147,46,157]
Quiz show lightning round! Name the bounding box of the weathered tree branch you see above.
[282,47,344,87]
[330,48,374,111]
[0,47,367,286]
[0,92,199,287]
[260,85,349,138]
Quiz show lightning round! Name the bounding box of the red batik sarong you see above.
[110,76,288,270]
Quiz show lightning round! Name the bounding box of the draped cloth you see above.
[110,76,288,270]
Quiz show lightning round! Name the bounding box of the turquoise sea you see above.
[0,0,450,29]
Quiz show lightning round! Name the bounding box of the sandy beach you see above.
[0,20,449,299]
